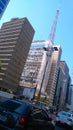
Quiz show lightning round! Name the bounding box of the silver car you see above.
[56,111,73,129]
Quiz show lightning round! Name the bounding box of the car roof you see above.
[58,111,73,116]
[1,99,49,113]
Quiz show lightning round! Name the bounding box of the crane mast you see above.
[36,9,60,100]
[49,9,59,44]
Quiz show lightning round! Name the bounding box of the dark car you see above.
[0,99,55,130]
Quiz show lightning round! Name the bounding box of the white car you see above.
[56,111,73,129]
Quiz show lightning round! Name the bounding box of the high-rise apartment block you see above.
[0,0,10,19]
[0,17,35,92]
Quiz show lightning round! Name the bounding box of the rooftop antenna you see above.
[48,6,60,44]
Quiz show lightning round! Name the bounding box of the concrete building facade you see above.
[20,40,53,93]
[59,61,69,108]
[54,67,65,109]
[45,45,62,105]
[20,40,47,88]
[54,61,70,110]
[0,17,35,92]
[20,41,62,105]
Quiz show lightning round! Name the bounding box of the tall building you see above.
[20,40,53,92]
[60,61,69,78]
[0,17,35,92]
[20,40,47,88]
[54,61,70,110]
[66,76,71,104]
[0,0,10,19]
[54,66,66,110]
[45,45,62,105]
[20,41,62,105]
[59,61,69,108]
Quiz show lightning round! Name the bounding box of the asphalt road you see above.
[55,125,68,130]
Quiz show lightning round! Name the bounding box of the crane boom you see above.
[49,9,59,44]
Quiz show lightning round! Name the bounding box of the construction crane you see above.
[49,9,59,44]
[36,9,60,100]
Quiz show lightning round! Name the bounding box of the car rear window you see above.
[0,100,31,115]
[0,100,21,111]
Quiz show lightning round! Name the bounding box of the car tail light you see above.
[19,116,27,125]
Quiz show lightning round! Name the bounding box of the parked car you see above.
[56,111,73,129]
[0,99,55,130]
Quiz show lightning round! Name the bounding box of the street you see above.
[55,125,70,130]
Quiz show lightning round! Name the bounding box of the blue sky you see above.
[0,0,73,82]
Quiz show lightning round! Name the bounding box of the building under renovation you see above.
[20,40,62,105]
[20,40,46,88]
[20,9,62,105]
[45,45,62,105]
